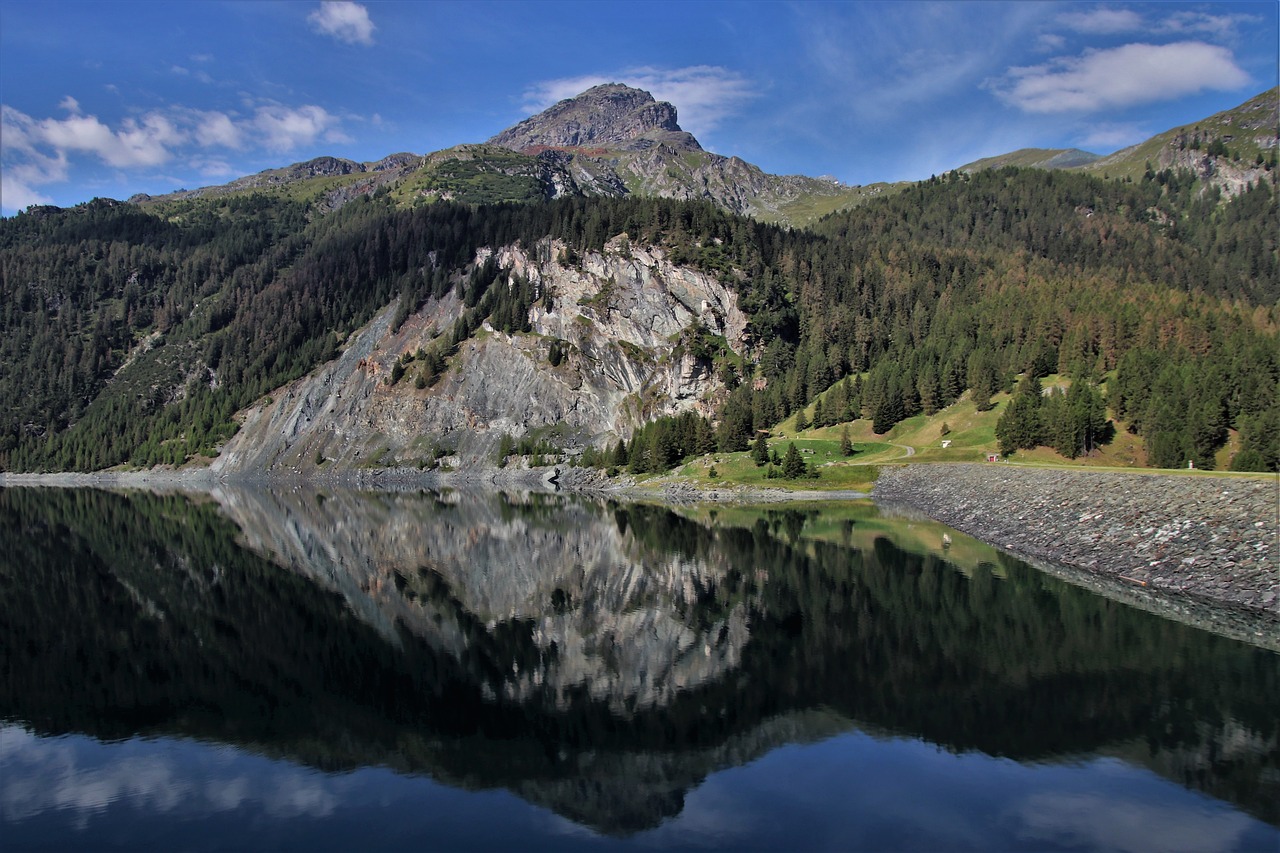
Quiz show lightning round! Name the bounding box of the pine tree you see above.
[995,374,1044,455]
[782,442,807,479]
[752,432,770,466]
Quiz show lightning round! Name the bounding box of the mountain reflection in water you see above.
[0,486,1276,849]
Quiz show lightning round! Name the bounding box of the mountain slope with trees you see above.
[1,94,1276,475]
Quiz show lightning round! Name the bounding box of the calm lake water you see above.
[1,486,1277,852]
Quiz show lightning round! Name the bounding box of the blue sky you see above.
[1,1,1277,214]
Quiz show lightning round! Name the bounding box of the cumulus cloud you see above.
[194,111,244,149]
[307,1,375,46]
[253,104,344,151]
[521,65,755,140]
[37,112,185,168]
[1,97,350,213]
[991,41,1250,113]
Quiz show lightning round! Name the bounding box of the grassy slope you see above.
[662,372,1259,492]
[1082,88,1279,181]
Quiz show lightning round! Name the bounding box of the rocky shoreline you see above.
[0,464,867,503]
[874,463,1279,650]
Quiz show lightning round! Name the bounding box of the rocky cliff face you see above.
[212,235,746,476]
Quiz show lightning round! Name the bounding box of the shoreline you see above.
[4,462,1276,649]
[874,463,1279,651]
[0,465,869,503]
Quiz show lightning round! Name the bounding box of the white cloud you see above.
[1057,7,1144,34]
[1,172,54,211]
[194,111,244,149]
[36,111,184,168]
[307,1,375,46]
[1054,6,1257,40]
[1,97,351,213]
[521,66,755,140]
[992,41,1250,113]
[253,104,342,152]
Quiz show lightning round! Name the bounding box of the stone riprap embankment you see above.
[875,464,1279,645]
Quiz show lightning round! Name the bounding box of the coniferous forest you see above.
[1,165,1276,473]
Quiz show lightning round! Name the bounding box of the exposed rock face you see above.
[1086,88,1279,197]
[1148,144,1273,197]
[489,83,697,153]
[213,235,746,475]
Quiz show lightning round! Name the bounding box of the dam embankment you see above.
[874,463,1279,647]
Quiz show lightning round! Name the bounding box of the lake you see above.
[1,486,1277,851]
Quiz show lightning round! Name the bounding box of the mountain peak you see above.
[489,83,701,153]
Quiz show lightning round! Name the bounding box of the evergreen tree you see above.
[752,432,770,466]
[995,374,1044,456]
[782,442,807,479]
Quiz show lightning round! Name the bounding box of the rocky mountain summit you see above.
[489,83,698,153]
[481,83,860,220]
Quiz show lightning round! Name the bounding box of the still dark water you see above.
[1,486,1277,852]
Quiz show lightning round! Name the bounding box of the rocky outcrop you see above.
[490,83,697,153]
[212,236,746,476]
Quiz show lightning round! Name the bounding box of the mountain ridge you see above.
[130,84,883,225]
[959,87,1278,196]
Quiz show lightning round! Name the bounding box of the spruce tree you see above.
[752,432,770,466]
[839,426,854,456]
[782,442,807,479]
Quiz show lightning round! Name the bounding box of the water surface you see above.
[1,487,1276,851]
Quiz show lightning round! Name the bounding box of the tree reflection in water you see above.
[0,486,1276,835]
